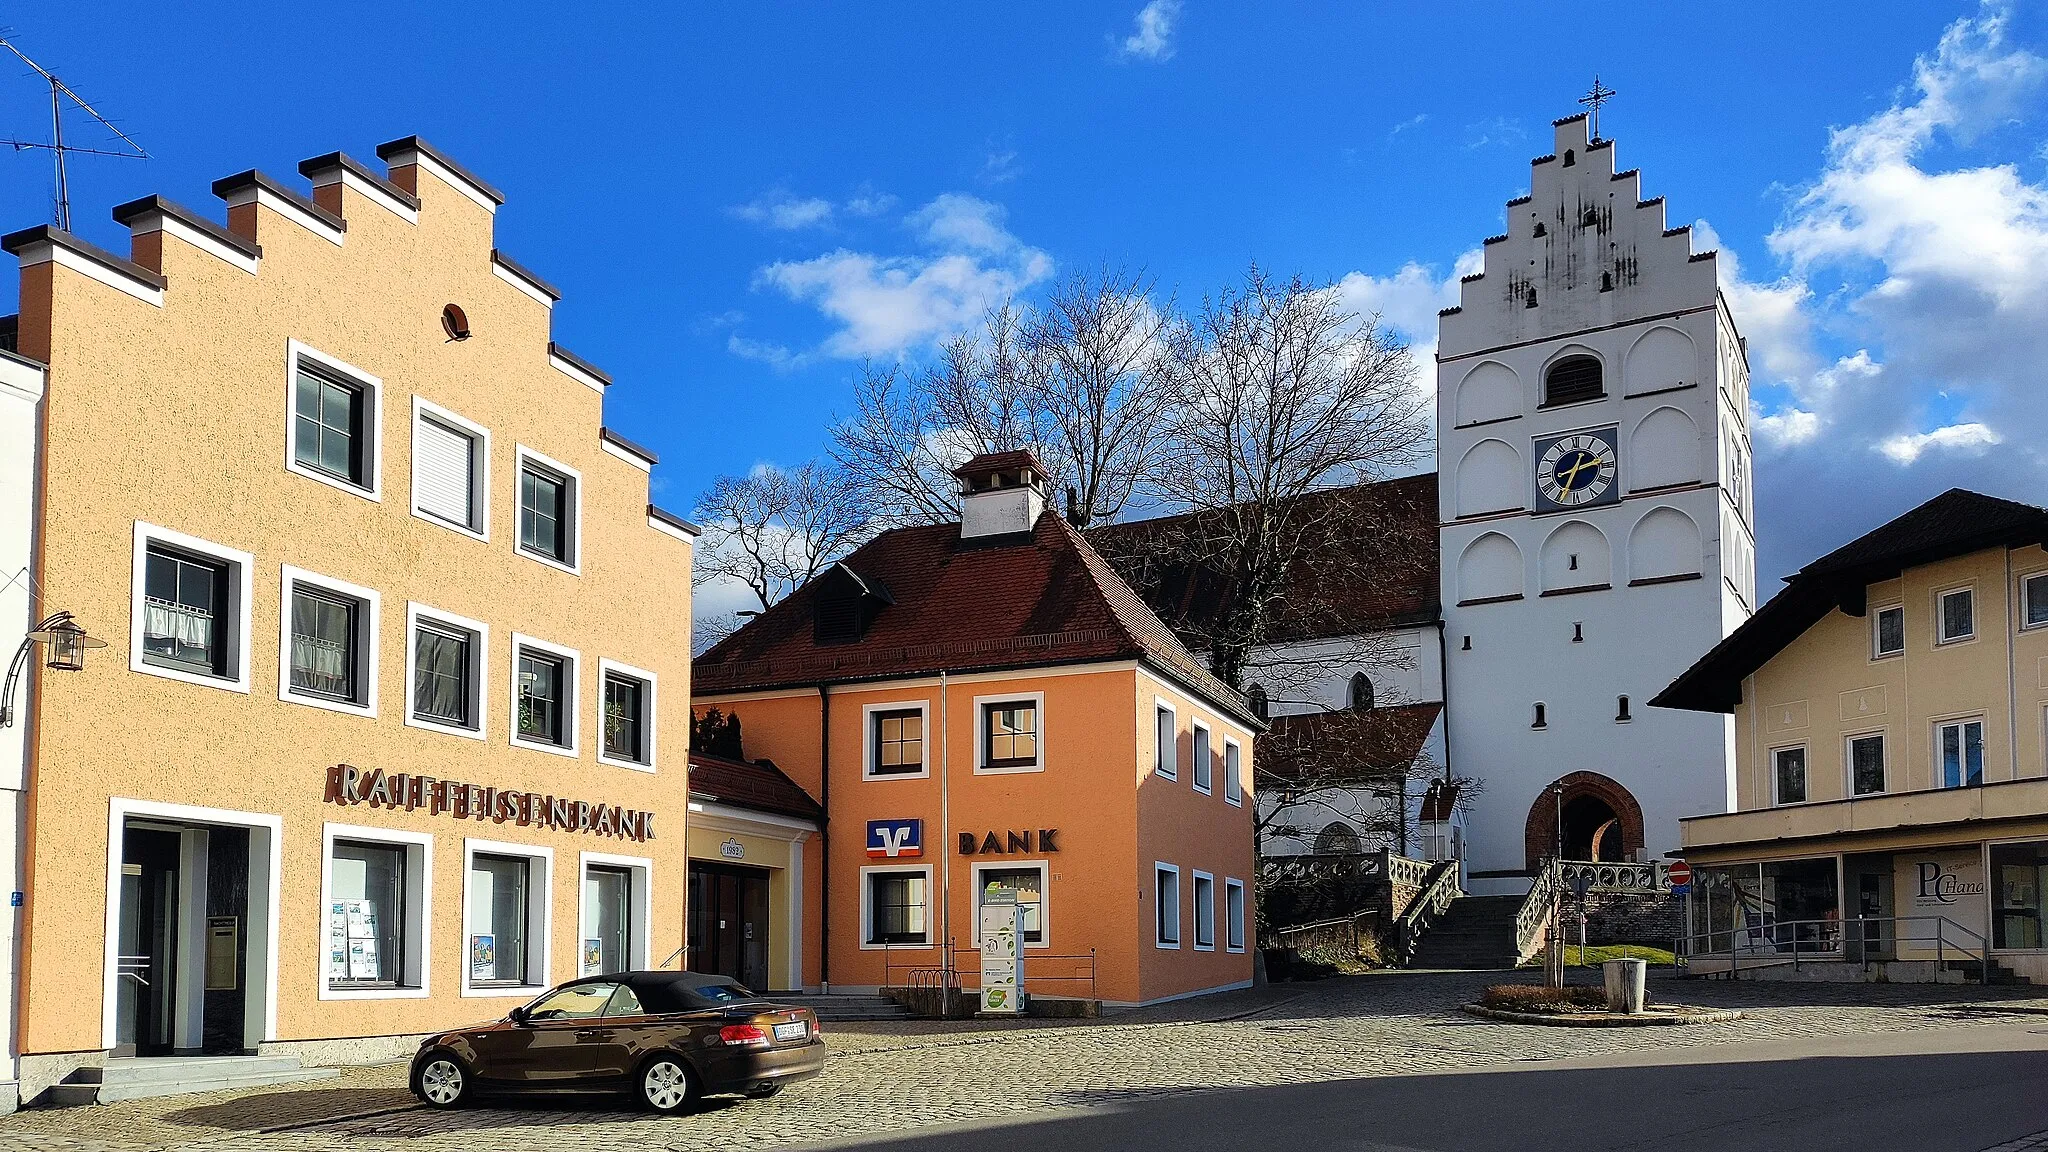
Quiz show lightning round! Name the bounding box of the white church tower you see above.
[1437,110,1755,893]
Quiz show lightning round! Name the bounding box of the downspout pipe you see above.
[817,683,831,992]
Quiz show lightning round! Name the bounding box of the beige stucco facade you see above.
[1676,534,2048,982]
[3,141,693,1096]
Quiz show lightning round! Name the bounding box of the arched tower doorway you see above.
[1524,772,1644,870]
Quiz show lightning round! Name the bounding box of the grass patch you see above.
[1519,943,1676,967]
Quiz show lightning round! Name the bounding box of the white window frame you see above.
[1936,585,1976,645]
[510,632,581,758]
[1154,862,1182,948]
[595,658,658,772]
[514,444,582,575]
[318,822,431,1000]
[404,602,489,741]
[1845,730,1887,797]
[409,396,490,541]
[1154,699,1178,782]
[1935,715,1988,789]
[578,851,653,977]
[2022,571,2048,632]
[129,521,254,694]
[858,863,935,950]
[1770,744,1808,806]
[973,691,1044,774]
[285,339,383,503]
[1224,877,1246,953]
[1191,720,1213,796]
[460,839,553,998]
[970,859,1050,950]
[279,565,380,718]
[1871,603,1905,659]
[1223,737,1244,806]
[1191,870,1216,951]
[862,700,931,780]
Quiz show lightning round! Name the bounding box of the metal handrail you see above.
[1673,914,1994,985]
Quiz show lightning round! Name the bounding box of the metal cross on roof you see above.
[1579,76,1617,142]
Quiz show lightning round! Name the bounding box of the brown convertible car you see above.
[410,971,825,1113]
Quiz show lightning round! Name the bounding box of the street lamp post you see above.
[1,612,105,728]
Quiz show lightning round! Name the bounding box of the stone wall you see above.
[1568,890,1685,945]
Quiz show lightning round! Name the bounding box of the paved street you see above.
[3,972,2046,1152]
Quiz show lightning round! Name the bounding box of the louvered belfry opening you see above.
[1543,355,1604,406]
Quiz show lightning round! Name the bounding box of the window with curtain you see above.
[142,545,226,675]
[290,585,359,703]
[412,621,474,728]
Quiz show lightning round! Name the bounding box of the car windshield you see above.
[689,982,756,1005]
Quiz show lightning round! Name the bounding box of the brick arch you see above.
[1524,771,1644,870]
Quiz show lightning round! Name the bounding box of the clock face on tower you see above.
[1533,427,1621,512]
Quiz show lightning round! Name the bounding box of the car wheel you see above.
[638,1055,699,1114]
[415,1053,470,1109]
[745,1083,783,1099]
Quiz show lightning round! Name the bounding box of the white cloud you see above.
[1333,248,1481,401]
[1878,421,2003,464]
[751,194,1053,359]
[732,191,836,230]
[981,148,1021,185]
[845,189,898,217]
[1753,407,1821,448]
[727,333,811,371]
[1117,0,1180,61]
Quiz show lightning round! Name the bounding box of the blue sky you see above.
[4,1,2046,597]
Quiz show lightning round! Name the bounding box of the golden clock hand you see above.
[1559,453,1595,490]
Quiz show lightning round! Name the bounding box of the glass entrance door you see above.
[582,866,633,976]
[114,827,182,1057]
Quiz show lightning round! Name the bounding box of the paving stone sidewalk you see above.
[1,971,2041,1152]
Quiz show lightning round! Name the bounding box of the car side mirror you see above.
[508,1005,530,1025]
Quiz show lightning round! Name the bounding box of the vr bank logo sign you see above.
[867,819,923,859]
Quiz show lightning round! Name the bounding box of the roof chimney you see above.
[953,450,1048,540]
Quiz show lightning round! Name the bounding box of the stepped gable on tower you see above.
[1437,113,1721,361]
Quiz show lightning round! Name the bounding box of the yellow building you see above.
[0,137,695,1102]
[1655,489,2048,983]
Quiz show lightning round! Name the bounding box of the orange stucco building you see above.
[0,139,694,1103]
[694,453,1258,1007]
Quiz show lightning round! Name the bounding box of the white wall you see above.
[1435,116,1752,891]
[0,349,46,1111]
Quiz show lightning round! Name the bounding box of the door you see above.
[689,863,772,989]
[114,828,181,1057]
[583,867,633,976]
[468,982,616,1085]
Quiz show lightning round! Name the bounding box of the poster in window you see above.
[582,938,603,975]
[325,902,351,980]
[469,934,496,981]
[348,937,380,981]
[345,900,374,940]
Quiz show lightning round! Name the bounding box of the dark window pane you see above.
[520,466,568,562]
[1942,590,1974,640]
[294,363,363,485]
[1850,736,1885,796]
[2028,577,2048,628]
[413,626,472,726]
[1876,607,1904,655]
[604,674,644,762]
[868,872,927,944]
[290,587,357,701]
[1543,356,1604,406]
[1775,747,1806,804]
[517,650,565,745]
[1991,840,2048,950]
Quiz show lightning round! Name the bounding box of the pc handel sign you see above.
[323,763,658,843]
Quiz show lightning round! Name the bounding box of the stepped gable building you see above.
[0,137,695,1104]
[1657,489,2048,984]
[1095,474,1446,858]
[1436,112,1755,892]
[695,451,1258,1007]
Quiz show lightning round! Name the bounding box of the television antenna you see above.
[0,35,148,231]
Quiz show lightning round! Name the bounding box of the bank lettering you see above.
[958,828,1059,855]
[323,763,656,843]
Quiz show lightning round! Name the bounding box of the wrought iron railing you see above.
[1557,859,1669,892]
[1674,914,1992,984]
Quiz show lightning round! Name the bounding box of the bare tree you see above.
[830,269,1173,528]
[693,459,872,614]
[1145,264,1431,689]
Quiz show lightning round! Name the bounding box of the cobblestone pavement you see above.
[2,971,2043,1152]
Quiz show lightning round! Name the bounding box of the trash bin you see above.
[1603,957,1647,1014]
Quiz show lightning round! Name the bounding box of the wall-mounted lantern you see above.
[1,612,106,727]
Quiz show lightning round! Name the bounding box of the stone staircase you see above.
[774,992,914,1022]
[46,1055,338,1105]
[1406,894,1525,970]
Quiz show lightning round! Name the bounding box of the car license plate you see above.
[773,1021,808,1041]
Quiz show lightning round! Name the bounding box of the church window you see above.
[1348,673,1374,712]
[1616,695,1631,722]
[1543,355,1604,406]
[1563,149,1575,167]
[1532,703,1548,729]
[1247,682,1269,722]
[1532,221,1546,237]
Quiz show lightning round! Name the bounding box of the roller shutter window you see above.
[415,415,478,531]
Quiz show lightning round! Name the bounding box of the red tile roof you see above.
[1090,473,1441,648]
[694,510,1261,728]
[687,752,823,823]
